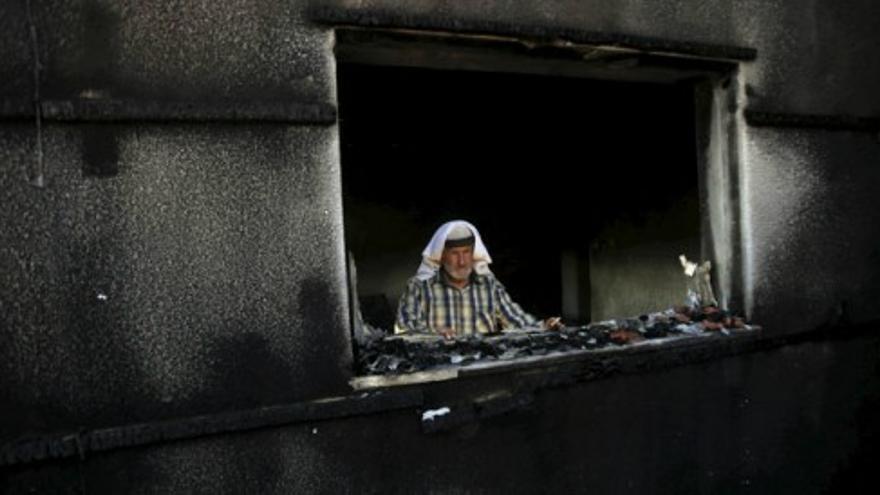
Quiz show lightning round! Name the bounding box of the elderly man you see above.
[395,220,562,338]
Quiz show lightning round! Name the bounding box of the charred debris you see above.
[359,305,756,375]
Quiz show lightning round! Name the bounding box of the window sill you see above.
[350,326,762,390]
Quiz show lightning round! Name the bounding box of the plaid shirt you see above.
[395,270,538,336]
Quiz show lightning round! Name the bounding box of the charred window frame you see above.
[331,26,753,381]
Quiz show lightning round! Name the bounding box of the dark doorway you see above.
[339,63,699,331]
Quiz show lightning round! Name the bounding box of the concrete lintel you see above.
[310,6,757,62]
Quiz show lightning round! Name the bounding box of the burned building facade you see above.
[2,0,879,492]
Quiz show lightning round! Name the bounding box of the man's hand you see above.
[437,327,456,340]
[542,317,563,331]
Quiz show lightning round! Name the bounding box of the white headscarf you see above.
[415,220,493,281]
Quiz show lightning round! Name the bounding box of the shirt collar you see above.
[436,268,486,287]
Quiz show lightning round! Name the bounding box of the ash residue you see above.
[358,306,754,375]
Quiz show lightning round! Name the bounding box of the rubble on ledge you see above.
[358,306,758,375]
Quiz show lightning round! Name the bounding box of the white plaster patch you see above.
[421,407,451,422]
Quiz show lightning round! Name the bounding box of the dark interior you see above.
[338,62,699,331]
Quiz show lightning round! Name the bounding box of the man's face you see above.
[441,245,474,282]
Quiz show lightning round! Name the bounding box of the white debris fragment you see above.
[450,354,464,364]
[676,324,703,336]
[421,407,451,422]
[97,293,108,301]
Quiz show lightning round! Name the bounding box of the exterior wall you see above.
[0,0,352,439]
[0,124,352,437]
[742,127,880,333]
[1,0,879,492]
[2,0,334,102]
[5,333,879,493]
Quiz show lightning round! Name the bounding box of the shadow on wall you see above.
[290,277,352,397]
[45,0,122,98]
[190,277,351,415]
[204,332,297,410]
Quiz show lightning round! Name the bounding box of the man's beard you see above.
[443,264,473,282]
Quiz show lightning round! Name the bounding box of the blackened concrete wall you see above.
[0,124,352,437]
[2,0,879,492]
[2,0,335,102]
[5,333,879,493]
[743,128,880,334]
[1,0,352,439]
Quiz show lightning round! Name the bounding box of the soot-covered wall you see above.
[2,0,879,493]
[1,0,351,440]
[0,125,351,435]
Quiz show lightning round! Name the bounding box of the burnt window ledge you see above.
[350,324,762,391]
[12,321,874,467]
